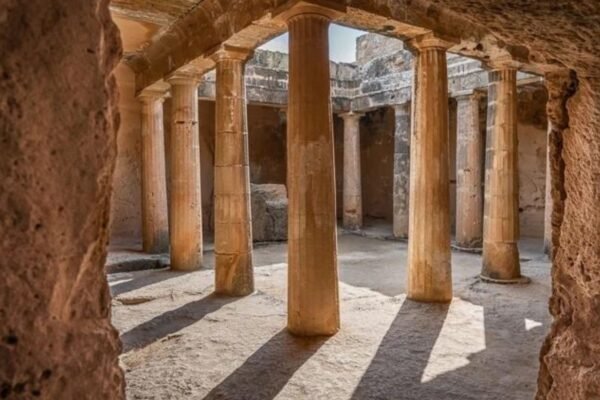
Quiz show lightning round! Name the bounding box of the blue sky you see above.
[259,24,366,63]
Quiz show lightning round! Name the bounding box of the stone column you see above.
[406,34,453,302]
[455,91,485,249]
[166,73,203,271]
[543,122,553,255]
[281,3,342,336]
[212,46,254,296]
[138,89,170,254]
[481,65,528,283]
[341,112,363,230]
[393,102,411,238]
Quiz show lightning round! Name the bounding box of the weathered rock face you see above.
[0,0,124,399]
[537,73,600,399]
[251,184,288,242]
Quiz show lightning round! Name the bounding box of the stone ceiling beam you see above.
[126,0,581,93]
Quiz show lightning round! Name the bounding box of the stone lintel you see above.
[407,32,458,52]
[137,87,169,103]
[272,0,347,22]
[135,79,171,98]
[453,88,487,101]
[486,55,521,71]
[209,44,254,63]
[165,57,215,86]
[166,69,203,86]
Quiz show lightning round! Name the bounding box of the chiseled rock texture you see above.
[251,184,288,242]
[0,1,124,399]
[537,72,600,399]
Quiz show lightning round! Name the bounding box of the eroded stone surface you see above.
[251,184,288,242]
[537,73,600,399]
[0,0,124,398]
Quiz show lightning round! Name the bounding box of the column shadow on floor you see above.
[350,283,549,400]
[120,294,239,353]
[203,329,328,400]
[109,268,190,297]
[351,299,450,400]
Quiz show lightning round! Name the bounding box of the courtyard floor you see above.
[108,231,551,400]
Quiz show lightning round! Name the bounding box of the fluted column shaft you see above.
[455,92,485,248]
[138,90,169,253]
[167,75,203,271]
[213,48,254,296]
[341,112,363,230]
[481,67,524,282]
[393,102,411,238]
[407,36,452,302]
[286,10,340,336]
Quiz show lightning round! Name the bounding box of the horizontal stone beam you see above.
[127,0,544,93]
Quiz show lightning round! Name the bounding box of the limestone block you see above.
[251,184,288,242]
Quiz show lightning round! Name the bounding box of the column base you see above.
[342,211,362,231]
[286,324,339,338]
[393,215,409,239]
[482,241,522,281]
[407,258,453,303]
[479,274,531,284]
[454,237,483,250]
[215,252,254,297]
[407,293,453,304]
[342,222,362,231]
[543,241,552,256]
[170,264,202,272]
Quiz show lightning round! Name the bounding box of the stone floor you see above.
[109,231,551,400]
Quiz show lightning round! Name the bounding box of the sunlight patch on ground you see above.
[525,318,543,331]
[421,299,486,383]
[109,277,133,286]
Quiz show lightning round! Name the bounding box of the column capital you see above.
[453,89,487,102]
[137,88,168,104]
[486,55,521,71]
[273,0,346,22]
[209,44,254,63]
[166,70,202,86]
[407,32,457,52]
[339,111,365,121]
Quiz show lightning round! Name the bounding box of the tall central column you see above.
[407,34,453,302]
[455,91,485,249]
[282,3,342,336]
[212,46,254,296]
[481,65,527,283]
[138,89,169,254]
[166,73,203,271]
[341,112,363,230]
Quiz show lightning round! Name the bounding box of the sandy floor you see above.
[109,232,551,400]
